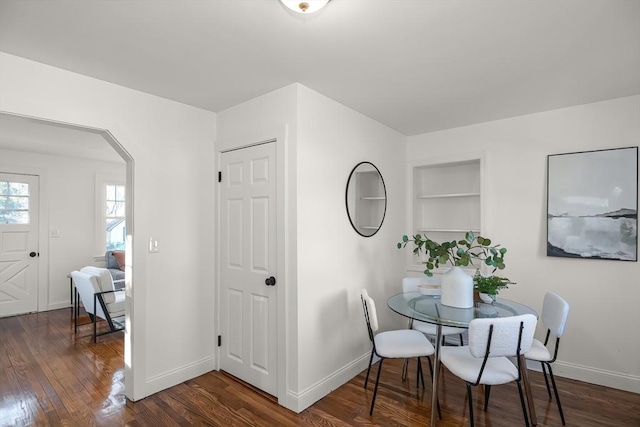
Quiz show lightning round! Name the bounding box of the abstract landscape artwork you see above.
[547,146,638,261]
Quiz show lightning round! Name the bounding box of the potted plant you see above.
[472,271,514,303]
[397,231,510,308]
[397,231,508,276]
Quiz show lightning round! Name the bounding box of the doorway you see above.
[0,111,135,397]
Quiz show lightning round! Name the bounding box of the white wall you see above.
[217,83,298,410]
[0,148,125,310]
[407,95,640,393]
[294,86,407,408]
[0,52,217,400]
[217,84,407,411]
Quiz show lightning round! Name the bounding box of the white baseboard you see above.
[145,356,217,397]
[285,353,371,413]
[526,359,640,394]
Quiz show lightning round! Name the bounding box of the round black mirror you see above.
[345,162,387,237]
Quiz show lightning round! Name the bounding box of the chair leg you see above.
[417,357,425,389]
[370,358,384,415]
[459,333,464,346]
[364,350,375,389]
[484,385,491,411]
[541,362,552,398]
[426,357,442,420]
[516,380,530,427]
[93,314,97,343]
[547,363,566,425]
[402,358,409,381]
[466,382,475,427]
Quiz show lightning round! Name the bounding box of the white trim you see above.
[285,352,371,413]
[526,359,640,394]
[145,356,217,397]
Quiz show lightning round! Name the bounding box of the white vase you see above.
[441,266,474,308]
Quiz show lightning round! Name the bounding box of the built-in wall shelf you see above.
[417,228,481,233]
[417,192,480,199]
[408,156,484,272]
[361,196,386,200]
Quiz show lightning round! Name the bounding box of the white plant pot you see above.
[441,266,473,308]
[479,292,496,304]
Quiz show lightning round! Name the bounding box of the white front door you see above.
[219,142,278,396]
[0,173,39,317]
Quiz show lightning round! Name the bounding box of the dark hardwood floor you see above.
[1,308,639,426]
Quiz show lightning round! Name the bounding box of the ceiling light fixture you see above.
[280,0,330,14]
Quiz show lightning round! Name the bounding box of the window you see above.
[0,180,30,224]
[105,183,126,251]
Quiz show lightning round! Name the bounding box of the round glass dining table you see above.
[387,292,539,426]
[387,292,537,327]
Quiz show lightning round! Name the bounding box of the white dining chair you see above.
[360,289,438,416]
[402,277,466,345]
[524,292,570,425]
[440,313,537,427]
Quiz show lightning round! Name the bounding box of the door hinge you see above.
[218,335,222,347]
[218,171,222,183]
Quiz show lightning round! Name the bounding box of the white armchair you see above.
[71,268,125,342]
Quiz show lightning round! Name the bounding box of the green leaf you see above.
[465,231,474,242]
[500,248,507,254]
[424,270,433,277]
[397,242,402,249]
[402,235,409,242]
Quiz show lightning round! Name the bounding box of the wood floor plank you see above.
[1,308,639,426]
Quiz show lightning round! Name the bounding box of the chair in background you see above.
[105,250,125,289]
[360,289,438,416]
[524,292,570,425]
[403,277,466,346]
[440,314,537,427]
[71,269,125,343]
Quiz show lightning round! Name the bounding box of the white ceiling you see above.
[0,113,123,163]
[0,0,638,139]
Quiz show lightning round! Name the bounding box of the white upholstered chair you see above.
[361,289,438,416]
[440,314,537,427]
[71,268,125,343]
[524,292,570,425]
[402,277,465,345]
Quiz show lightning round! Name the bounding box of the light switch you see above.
[149,237,159,253]
[49,228,61,238]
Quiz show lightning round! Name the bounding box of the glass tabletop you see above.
[387,291,538,328]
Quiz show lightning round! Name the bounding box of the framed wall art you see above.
[547,146,638,261]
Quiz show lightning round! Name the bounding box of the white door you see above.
[0,173,39,317]
[219,142,278,396]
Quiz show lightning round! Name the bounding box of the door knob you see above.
[265,276,276,286]
[29,251,37,258]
